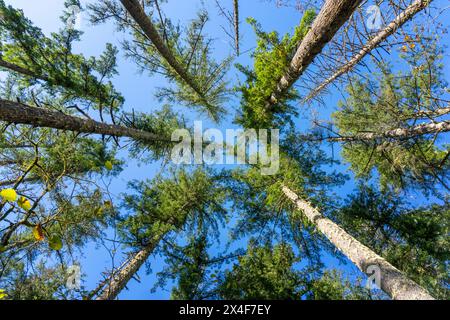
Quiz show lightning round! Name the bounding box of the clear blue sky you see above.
[4,0,449,299]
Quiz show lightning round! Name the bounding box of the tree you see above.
[94,168,228,300]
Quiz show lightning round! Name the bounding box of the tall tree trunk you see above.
[330,120,450,142]
[282,185,434,300]
[96,234,165,300]
[0,99,171,144]
[119,0,211,108]
[304,0,432,102]
[266,0,363,108]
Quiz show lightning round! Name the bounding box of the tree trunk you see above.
[96,235,164,300]
[0,99,171,144]
[282,185,434,300]
[233,0,240,56]
[119,0,210,107]
[0,58,46,80]
[266,0,362,108]
[331,120,450,142]
[304,0,432,102]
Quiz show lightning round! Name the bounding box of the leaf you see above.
[0,289,7,300]
[48,235,63,251]
[0,245,6,253]
[0,188,17,202]
[105,160,113,171]
[103,200,112,208]
[32,224,45,241]
[17,196,32,211]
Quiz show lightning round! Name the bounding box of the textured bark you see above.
[266,0,363,108]
[0,58,47,80]
[304,0,432,102]
[96,241,160,300]
[233,0,240,56]
[119,0,210,106]
[0,99,171,143]
[282,186,434,300]
[414,106,450,119]
[331,120,450,142]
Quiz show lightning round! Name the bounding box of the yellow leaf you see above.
[33,224,45,241]
[0,289,7,300]
[105,160,113,171]
[17,196,32,211]
[0,188,17,202]
[401,45,408,53]
[103,200,112,208]
[409,42,416,49]
[48,236,63,251]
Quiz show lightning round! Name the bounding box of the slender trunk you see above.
[0,99,171,144]
[0,177,36,187]
[96,235,164,300]
[330,120,450,142]
[304,0,432,102]
[266,0,362,108]
[282,185,434,300]
[119,0,210,106]
[233,0,240,56]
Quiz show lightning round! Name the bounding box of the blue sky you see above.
[4,0,449,299]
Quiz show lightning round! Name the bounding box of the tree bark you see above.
[304,0,432,102]
[330,120,450,142]
[0,99,171,144]
[282,185,434,300]
[119,0,211,107]
[0,58,47,80]
[96,235,164,300]
[266,0,363,108]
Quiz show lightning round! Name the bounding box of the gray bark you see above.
[282,185,434,300]
[267,0,363,108]
[304,0,432,102]
[0,99,171,144]
[96,235,164,300]
[331,120,450,142]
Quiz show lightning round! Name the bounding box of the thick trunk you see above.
[95,242,158,300]
[332,120,450,142]
[304,0,432,102]
[119,0,209,105]
[267,0,362,108]
[282,185,434,300]
[0,99,170,144]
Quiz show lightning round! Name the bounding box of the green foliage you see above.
[307,270,372,300]
[335,185,450,299]
[0,0,123,108]
[219,242,306,299]
[120,168,228,246]
[90,2,230,121]
[333,35,449,194]
[235,10,316,128]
